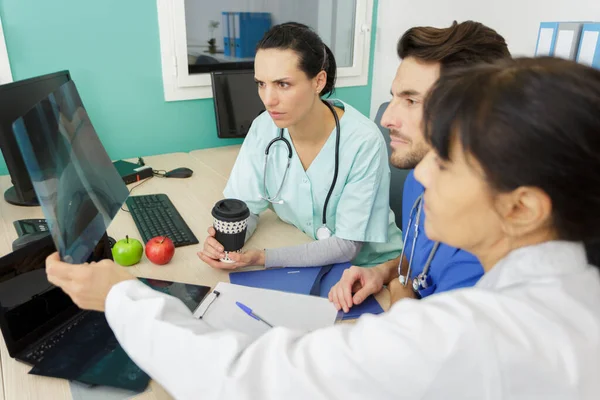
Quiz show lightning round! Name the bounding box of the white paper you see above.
[536,28,555,56]
[194,282,340,339]
[578,31,599,66]
[554,30,575,59]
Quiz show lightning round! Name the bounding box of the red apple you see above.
[145,236,175,265]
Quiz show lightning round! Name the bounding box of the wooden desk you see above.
[189,145,241,180]
[0,150,317,399]
[0,147,390,399]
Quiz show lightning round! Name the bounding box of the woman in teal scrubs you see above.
[198,23,402,270]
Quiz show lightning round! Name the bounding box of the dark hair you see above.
[423,57,600,253]
[256,22,336,97]
[397,20,511,72]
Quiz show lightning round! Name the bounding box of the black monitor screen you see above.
[0,71,71,206]
[211,70,265,138]
[12,80,129,264]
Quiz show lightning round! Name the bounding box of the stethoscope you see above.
[397,194,440,298]
[260,100,340,241]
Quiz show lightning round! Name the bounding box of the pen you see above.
[235,301,274,328]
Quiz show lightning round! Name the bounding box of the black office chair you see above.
[374,102,410,229]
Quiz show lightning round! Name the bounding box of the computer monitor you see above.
[211,69,265,138]
[0,71,71,207]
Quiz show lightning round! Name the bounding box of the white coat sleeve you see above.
[105,280,478,400]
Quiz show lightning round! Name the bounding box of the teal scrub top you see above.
[224,100,402,267]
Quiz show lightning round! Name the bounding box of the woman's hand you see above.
[199,226,227,261]
[328,266,385,313]
[46,252,135,312]
[197,226,265,270]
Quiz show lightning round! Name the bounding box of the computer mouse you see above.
[165,167,193,179]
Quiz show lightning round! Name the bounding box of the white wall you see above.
[369,0,600,118]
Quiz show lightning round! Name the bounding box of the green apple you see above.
[112,235,143,266]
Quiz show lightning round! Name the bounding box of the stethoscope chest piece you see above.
[316,225,332,240]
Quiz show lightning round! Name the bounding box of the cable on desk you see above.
[120,176,154,213]
[152,169,168,178]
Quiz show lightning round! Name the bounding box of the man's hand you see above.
[328,266,385,313]
[388,277,416,305]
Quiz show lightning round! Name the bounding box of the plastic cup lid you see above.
[211,198,250,222]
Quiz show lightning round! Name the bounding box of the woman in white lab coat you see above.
[46,57,600,399]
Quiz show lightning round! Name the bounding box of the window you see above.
[0,16,12,84]
[157,0,374,101]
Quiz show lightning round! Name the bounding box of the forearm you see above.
[387,255,417,302]
[265,237,363,268]
[375,256,403,284]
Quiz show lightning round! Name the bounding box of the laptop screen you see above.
[12,80,129,264]
[0,234,111,357]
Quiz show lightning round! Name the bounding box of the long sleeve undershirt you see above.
[243,213,362,268]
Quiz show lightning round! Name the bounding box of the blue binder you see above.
[222,12,230,57]
[577,23,600,68]
[237,12,272,58]
[232,12,241,57]
[535,22,559,56]
[229,262,384,320]
[228,12,236,57]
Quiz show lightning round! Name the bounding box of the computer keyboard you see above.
[23,312,89,364]
[125,194,199,247]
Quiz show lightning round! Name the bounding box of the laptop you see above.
[0,233,111,365]
[0,233,210,392]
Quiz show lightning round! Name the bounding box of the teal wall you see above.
[0,0,378,175]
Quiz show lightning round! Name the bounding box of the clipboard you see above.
[192,282,340,340]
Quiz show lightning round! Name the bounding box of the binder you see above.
[229,262,385,320]
[237,12,272,58]
[554,22,586,60]
[228,12,236,57]
[222,12,230,57]
[232,12,241,58]
[577,23,600,68]
[535,22,559,56]
[535,22,589,60]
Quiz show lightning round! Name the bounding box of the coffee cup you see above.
[211,199,250,263]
